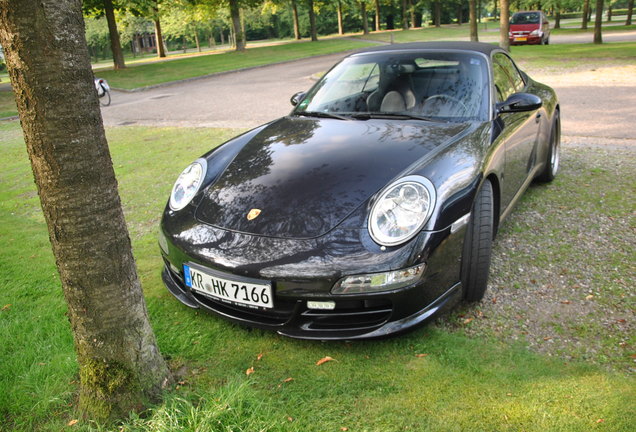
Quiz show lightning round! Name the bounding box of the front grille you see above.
[299,299,392,331]
[192,291,297,326]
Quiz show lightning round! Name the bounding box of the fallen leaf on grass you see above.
[1,304,11,311]
[415,354,429,358]
[543,337,552,341]
[283,377,294,383]
[596,419,604,424]
[287,417,294,422]
[560,300,571,305]
[585,295,594,300]
[67,419,78,426]
[256,353,264,361]
[463,317,474,325]
[316,356,335,366]
[341,427,349,431]
[246,367,255,376]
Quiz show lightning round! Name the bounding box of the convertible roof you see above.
[352,41,504,57]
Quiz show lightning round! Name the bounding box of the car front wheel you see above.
[461,180,494,302]
[536,110,560,182]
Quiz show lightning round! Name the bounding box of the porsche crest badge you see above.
[247,208,262,220]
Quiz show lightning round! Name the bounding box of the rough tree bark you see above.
[0,0,171,423]
[374,0,381,30]
[308,0,318,41]
[229,0,245,51]
[594,0,604,44]
[291,0,301,39]
[103,0,125,69]
[499,0,510,50]
[469,0,479,41]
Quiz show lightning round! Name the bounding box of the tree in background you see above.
[308,0,318,41]
[499,0,510,50]
[594,0,604,43]
[360,0,370,33]
[374,0,381,30]
[469,0,478,41]
[0,0,171,422]
[84,0,127,69]
[626,0,633,25]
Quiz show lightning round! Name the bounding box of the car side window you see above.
[493,53,525,102]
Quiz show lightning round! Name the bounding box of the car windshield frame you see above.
[292,50,491,123]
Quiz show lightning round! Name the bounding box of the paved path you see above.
[101,47,636,141]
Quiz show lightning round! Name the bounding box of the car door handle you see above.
[535,113,541,123]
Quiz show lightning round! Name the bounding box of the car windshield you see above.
[510,12,541,24]
[294,51,490,122]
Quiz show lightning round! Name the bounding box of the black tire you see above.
[536,110,560,183]
[461,180,494,302]
[99,89,111,107]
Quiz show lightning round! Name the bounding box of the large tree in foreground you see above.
[0,0,170,422]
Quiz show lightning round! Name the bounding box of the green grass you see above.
[552,24,636,34]
[509,41,636,69]
[97,39,376,90]
[353,22,501,43]
[0,91,18,118]
[1,122,634,431]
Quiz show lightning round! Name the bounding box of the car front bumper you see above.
[160,214,467,340]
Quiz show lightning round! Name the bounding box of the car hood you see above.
[195,116,470,239]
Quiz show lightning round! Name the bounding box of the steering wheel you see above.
[423,94,469,116]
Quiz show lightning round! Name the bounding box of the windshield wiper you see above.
[295,111,351,121]
[350,112,446,122]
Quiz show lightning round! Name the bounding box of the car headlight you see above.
[368,175,436,246]
[530,29,542,36]
[332,263,426,294]
[169,158,207,211]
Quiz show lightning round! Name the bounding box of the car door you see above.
[492,53,541,210]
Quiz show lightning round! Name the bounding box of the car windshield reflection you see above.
[294,51,490,122]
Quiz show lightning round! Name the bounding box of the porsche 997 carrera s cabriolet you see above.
[159,42,560,340]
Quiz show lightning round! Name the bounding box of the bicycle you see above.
[94,78,111,106]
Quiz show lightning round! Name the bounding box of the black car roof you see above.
[351,41,504,57]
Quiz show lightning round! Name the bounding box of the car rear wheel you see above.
[536,110,560,182]
[461,180,494,302]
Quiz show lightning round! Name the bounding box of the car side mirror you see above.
[290,91,306,107]
[496,92,542,114]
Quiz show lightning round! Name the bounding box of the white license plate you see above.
[183,263,273,309]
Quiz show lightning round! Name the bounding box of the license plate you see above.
[515,37,527,42]
[183,263,273,309]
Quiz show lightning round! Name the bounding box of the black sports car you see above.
[159,42,560,340]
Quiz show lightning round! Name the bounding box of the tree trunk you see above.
[229,0,245,51]
[401,0,409,29]
[291,0,301,39]
[469,0,479,41]
[457,3,463,25]
[153,19,166,57]
[627,0,634,25]
[555,10,561,29]
[195,33,200,52]
[361,1,369,34]
[607,4,612,21]
[337,0,344,35]
[0,0,170,422]
[308,0,318,41]
[499,0,510,50]
[103,0,125,69]
[409,0,416,28]
[434,1,441,27]
[594,0,604,43]
[582,0,590,28]
[375,0,381,30]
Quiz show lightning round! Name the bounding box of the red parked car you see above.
[509,11,551,45]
